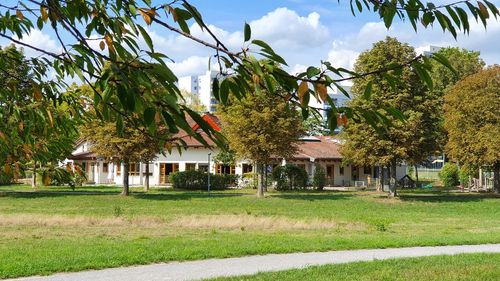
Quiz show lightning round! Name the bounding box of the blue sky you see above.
[2,0,500,79]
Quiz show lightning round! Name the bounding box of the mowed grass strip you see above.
[0,185,499,279]
[209,253,500,281]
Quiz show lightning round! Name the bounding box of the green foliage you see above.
[0,173,13,185]
[459,167,471,189]
[444,66,500,170]
[169,170,237,190]
[341,37,443,169]
[39,165,87,190]
[439,163,460,188]
[272,164,309,190]
[240,172,258,189]
[312,165,326,190]
[214,150,236,167]
[0,46,81,179]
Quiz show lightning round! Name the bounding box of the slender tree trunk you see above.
[32,161,37,188]
[144,162,150,192]
[257,163,265,198]
[388,160,397,197]
[414,165,419,188]
[122,160,130,196]
[379,166,385,192]
[493,162,500,194]
[264,163,268,192]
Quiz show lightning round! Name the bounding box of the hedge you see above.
[169,170,238,190]
[271,164,308,190]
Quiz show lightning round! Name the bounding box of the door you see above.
[326,165,335,186]
[159,163,179,184]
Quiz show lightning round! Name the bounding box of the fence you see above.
[408,167,441,180]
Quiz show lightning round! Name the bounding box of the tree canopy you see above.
[0,45,81,182]
[219,90,305,197]
[0,0,497,182]
[444,66,500,193]
[340,37,443,196]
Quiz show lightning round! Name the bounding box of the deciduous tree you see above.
[220,90,305,197]
[0,0,492,168]
[340,37,442,197]
[444,66,500,193]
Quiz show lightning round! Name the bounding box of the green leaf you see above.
[244,22,251,42]
[137,25,153,52]
[431,53,457,76]
[306,67,321,78]
[363,81,373,100]
[383,4,396,28]
[212,78,220,101]
[144,107,155,126]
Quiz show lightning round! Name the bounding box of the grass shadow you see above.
[270,192,354,201]
[399,192,499,203]
[133,191,248,201]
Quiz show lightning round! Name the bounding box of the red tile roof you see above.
[284,136,343,161]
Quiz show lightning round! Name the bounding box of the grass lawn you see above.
[209,253,500,281]
[0,184,499,279]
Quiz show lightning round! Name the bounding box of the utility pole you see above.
[208,152,211,193]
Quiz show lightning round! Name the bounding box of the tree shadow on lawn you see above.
[398,192,499,203]
[132,191,248,201]
[270,192,354,201]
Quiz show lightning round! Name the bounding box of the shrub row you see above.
[169,170,238,190]
[271,164,309,190]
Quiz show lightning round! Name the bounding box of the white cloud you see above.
[156,7,331,77]
[166,56,212,77]
[14,29,59,57]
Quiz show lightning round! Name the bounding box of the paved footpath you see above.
[7,244,500,281]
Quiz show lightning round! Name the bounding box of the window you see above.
[186,163,196,171]
[198,163,208,172]
[143,163,153,176]
[364,166,371,174]
[339,166,344,175]
[242,164,253,174]
[216,164,235,175]
[116,164,121,176]
[102,163,108,173]
[129,163,140,176]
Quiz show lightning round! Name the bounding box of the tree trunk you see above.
[32,161,37,188]
[379,166,385,192]
[493,162,500,194]
[122,160,130,196]
[388,160,397,197]
[414,165,419,188]
[257,163,265,198]
[264,164,268,192]
[144,162,150,192]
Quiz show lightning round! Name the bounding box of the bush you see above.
[169,170,238,190]
[439,163,460,188]
[0,172,13,185]
[39,165,86,189]
[312,165,326,190]
[239,172,257,189]
[271,164,308,191]
[459,167,471,188]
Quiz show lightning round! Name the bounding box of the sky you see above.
[2,0,500,80]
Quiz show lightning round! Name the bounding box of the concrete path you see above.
[7,244,500,281]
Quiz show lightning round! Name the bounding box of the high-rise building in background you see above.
[179,71,351,120]
[178,71,219,113]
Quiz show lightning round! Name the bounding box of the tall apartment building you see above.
[178,70,219,113]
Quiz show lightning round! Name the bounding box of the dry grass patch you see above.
[169,214,363,231]
[0,214,165,228]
